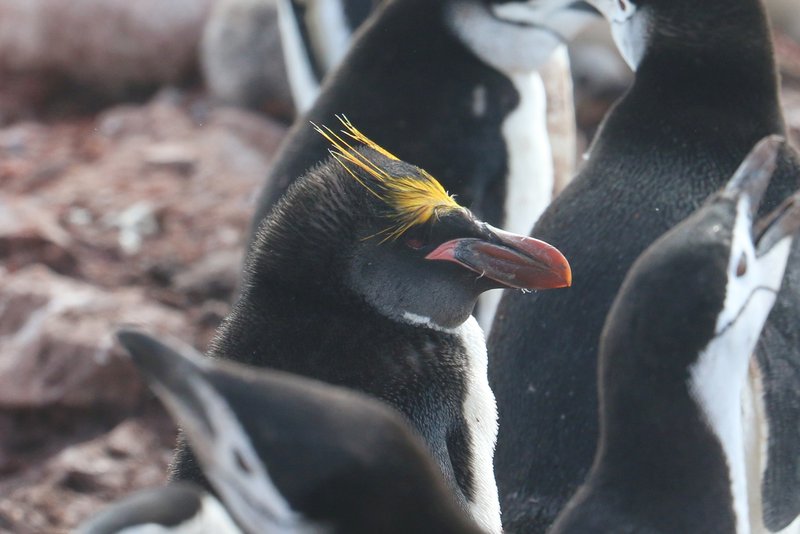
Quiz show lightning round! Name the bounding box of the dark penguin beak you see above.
[115,329,310,533]
[425,225,572,290]
[115,329,215,437]
[723,135,800,256]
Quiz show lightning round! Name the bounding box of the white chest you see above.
[455,316,502,534]
[401,313,501,533]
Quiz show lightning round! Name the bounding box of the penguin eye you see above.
[404,236,425,250]
[736,254,747,277]
[618,0,630,12]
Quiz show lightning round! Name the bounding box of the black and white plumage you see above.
[81,329,486,534]
[550,138,800,534]
[170,122,570,534]
[488,0,800,531]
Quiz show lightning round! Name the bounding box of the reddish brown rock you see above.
[0,92,284,292]
[0,415,174,533]
[0,265,194,411]
[0,193,77,275]
[0,90,287,534]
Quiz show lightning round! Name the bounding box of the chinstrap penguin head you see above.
[248,117,571,330]
[585,0,769,70]
[444,0,599,73]
[551,136,800,534]
[114,329,484,534]
[602,135,800,380]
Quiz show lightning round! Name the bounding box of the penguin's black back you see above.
[252,0,516,238]
[488,2,800,530]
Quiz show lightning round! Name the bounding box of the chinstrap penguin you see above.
[172,119,571,534]
[79,329,487,534]
[488,0,800,531]
[550,137,800,534]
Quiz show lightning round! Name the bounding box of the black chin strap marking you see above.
[714,285,778,338]
[487,11,569,45]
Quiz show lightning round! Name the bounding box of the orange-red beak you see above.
[426,226,572,290]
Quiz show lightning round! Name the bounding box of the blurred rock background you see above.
[0,0,797,532]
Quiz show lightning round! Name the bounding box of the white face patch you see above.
[491,0,594,40]
[446,1,592,74]
[714,196,792,338]
[690,196,793,534]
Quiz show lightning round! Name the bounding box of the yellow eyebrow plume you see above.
[313,116,464,241]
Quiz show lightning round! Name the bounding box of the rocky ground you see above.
[0,18,798,534]
[0,88,286,532]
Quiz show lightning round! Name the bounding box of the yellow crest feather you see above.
[313,116,464,241]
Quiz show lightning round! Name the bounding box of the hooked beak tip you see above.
[426,230,572,291]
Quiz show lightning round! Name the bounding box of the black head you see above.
[115,329,483,534]
[247,117,570,329]
[602,135,800,384]
[586,0,770,70]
